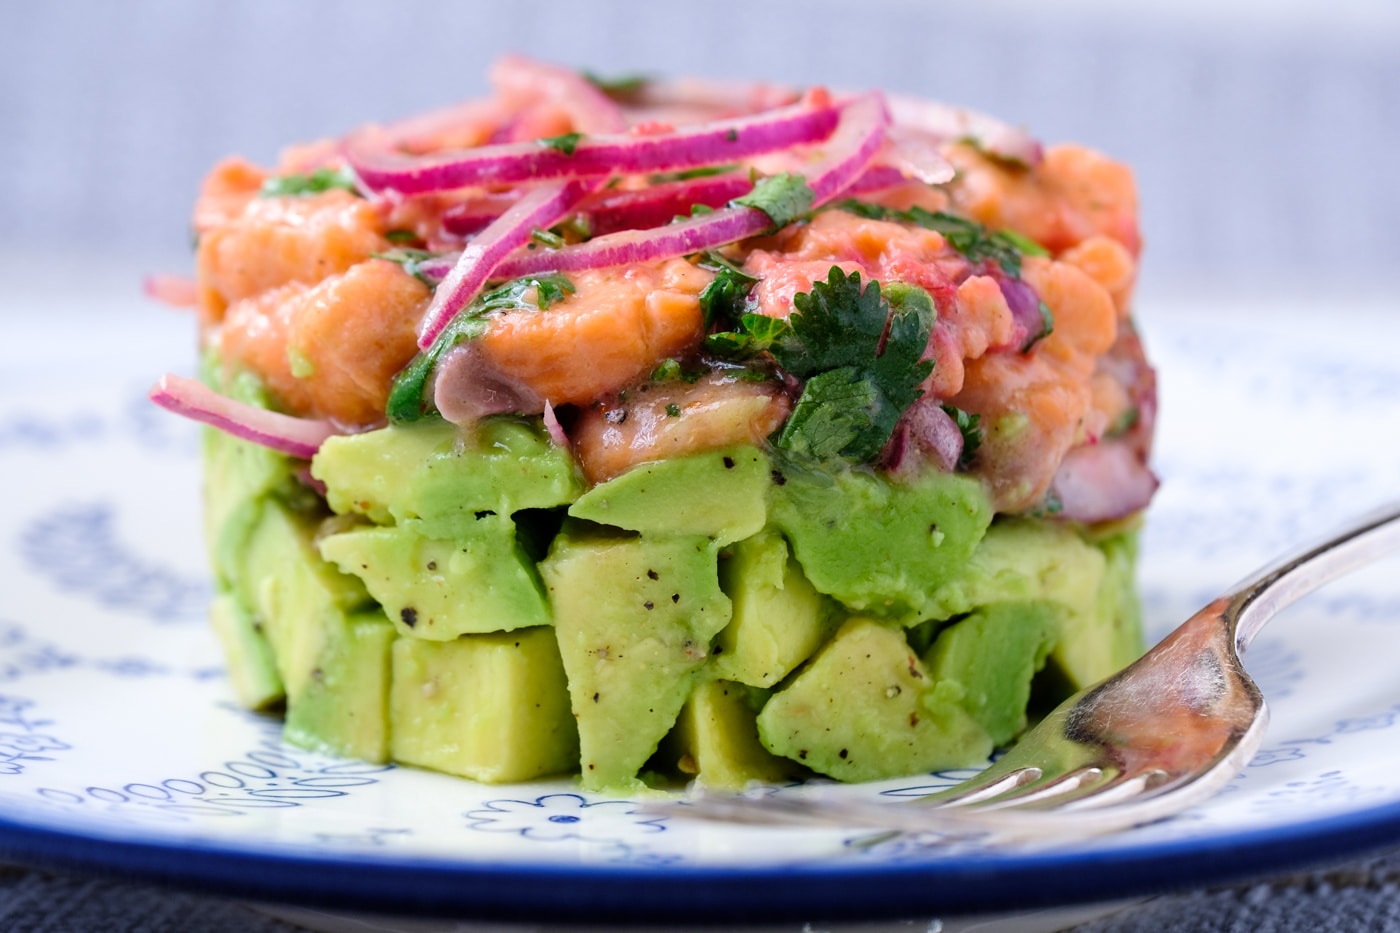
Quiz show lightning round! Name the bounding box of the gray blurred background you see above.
[1,0,1397,306]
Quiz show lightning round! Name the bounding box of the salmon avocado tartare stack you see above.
[150,57,1157,791]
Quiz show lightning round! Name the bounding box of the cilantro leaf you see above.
[259,165,359,198]
[583,71,649,99]
[770,268,935,464]
[373,248,446,289]
[832,200,1047,277]
[732,173,814,232]
[940,404,983,469]
[695,252,758,327]
[539,133,584,156]
[386,274,575,423]
[650,164,740,184]
[704,313,792,358]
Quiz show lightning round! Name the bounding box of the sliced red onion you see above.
[846,164,911,195]
[490,54,626,133]
[488,93,889,280]
[881,129,956,185]
[887,94,1043,168]
[542,400,570,448]
[142,274,198,309]
[348,97,841,196]
[148,374,338,460]
[583,172,754,236]
[1048,442,1159,524]
[431,343,543,424]
[490,207,772,278]
[883,397,963,474]
[417,178,595,349]
[620,77,801,116]
[993,272,1050,351]
[440,191,526,237]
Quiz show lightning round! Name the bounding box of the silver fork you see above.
[667,502,1400,843]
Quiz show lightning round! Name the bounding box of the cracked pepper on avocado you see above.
[150,56,1158,791]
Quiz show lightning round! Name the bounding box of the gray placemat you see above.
[4,847,1400,932]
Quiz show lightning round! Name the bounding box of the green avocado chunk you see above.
[712,529,834,687]
[284,610,396,763]
[540,527,732,791]
[208,588,284,710]
[665,679,803,789]
[319,515,551,640]
[921,519,1143,689]
[389,627,578,783]
[199,355,305,591]
[757,617,993,781]
[311,417,583,537]
[923,601,1059,746]
[768,463,993,622]
[568,445,769,545]
[237,499,392,761]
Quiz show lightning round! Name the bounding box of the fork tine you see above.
[924,765,1042,807]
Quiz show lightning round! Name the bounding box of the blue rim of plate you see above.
[1,794,1399,923]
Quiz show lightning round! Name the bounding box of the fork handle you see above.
[1229,501,1400,651]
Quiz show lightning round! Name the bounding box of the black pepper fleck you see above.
[839,748,848,759]
[604,408,627,424]
[400,608,418,627]
[722,456,735,469]
[644,600,655,610]
[771,470,787,486]
[647,569,659,580]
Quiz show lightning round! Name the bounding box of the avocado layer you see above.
[205,362,1147,788]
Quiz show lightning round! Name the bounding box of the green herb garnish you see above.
[259,165,359,198]
[386,274,576,424]
[649,165,740,184]
[832,200,1047,276]
[651,358,706,384]
[373,248,444,289]
[583,71,649,99]
[539,133,584,156]
[769,268,935,464]
[695,252,758,327]
[384,229,419,245]
[940,404,983,469]
[733,173,813,232]
[666,404,682,418]
[704,313,792,358]
[530,227,566,249]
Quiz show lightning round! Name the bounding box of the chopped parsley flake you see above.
[259,165,359,198]
[666,404,682,418]
[940,404,983,469]
[832,200,1047,276]
[733,173,813,232]
[539,133,584,156]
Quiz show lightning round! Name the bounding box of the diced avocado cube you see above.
[312,417,583,537]
[757,617,992,782]
[209,588,284,710]
[921,519,1140,689]
[284,610,395,763]
[666,679,802,789]
[540,528,732,791]
[769,465,993,623]
[239,500,372,702]
[199,357,300,589]
[712,530,833,687]
[568,445,769,545]
[319,515,551,640]
[1088,527,1146,681]
[923,601,1059,746]
[389,627,578,783]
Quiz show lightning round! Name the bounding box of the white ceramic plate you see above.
[0,297,1397,926]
